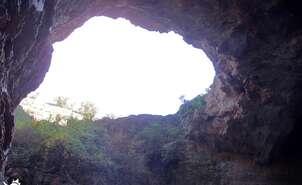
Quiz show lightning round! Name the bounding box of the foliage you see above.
[78,101,97,121]
[14,108,182,161]
[177,94,206,118]
[13,108,108,167]
[10,107,185,185]
[179,95,186,104]
[53,96,70,108]
[14,106,32,123]
[137,121,184,152]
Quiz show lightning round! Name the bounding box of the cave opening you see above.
[21,16,215,119]
[4,1,302,185]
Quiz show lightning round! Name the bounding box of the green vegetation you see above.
[9,92,209,185]
[10,107,184,185]
[78,101,97,121]
[14,106,32,122]
[53,96,98,120]
[13,112,109,165]
[13,92,207,165]
[53,96,70,108]
[177,94,207,119]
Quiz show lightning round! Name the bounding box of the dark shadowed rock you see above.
[0,0,302,184]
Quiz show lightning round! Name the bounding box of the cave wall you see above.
[0,0,55,181]
[31,0,302,163]
[0,0,302,183]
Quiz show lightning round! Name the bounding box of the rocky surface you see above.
[5,107,302,185]
[0,0,301,184]
[7,111,182,185]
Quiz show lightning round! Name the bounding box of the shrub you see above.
[177,94,206,118]
[78,101,97,121]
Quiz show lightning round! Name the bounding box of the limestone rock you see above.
[0,0,302,184]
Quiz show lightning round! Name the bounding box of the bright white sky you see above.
[31,16,215,117]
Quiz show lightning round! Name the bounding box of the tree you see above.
[179,95,186,104]
[54,96,69,108]
[79,101,97,121]
[104,113,116,120]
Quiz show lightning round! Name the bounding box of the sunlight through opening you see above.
[22,16,215,118]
